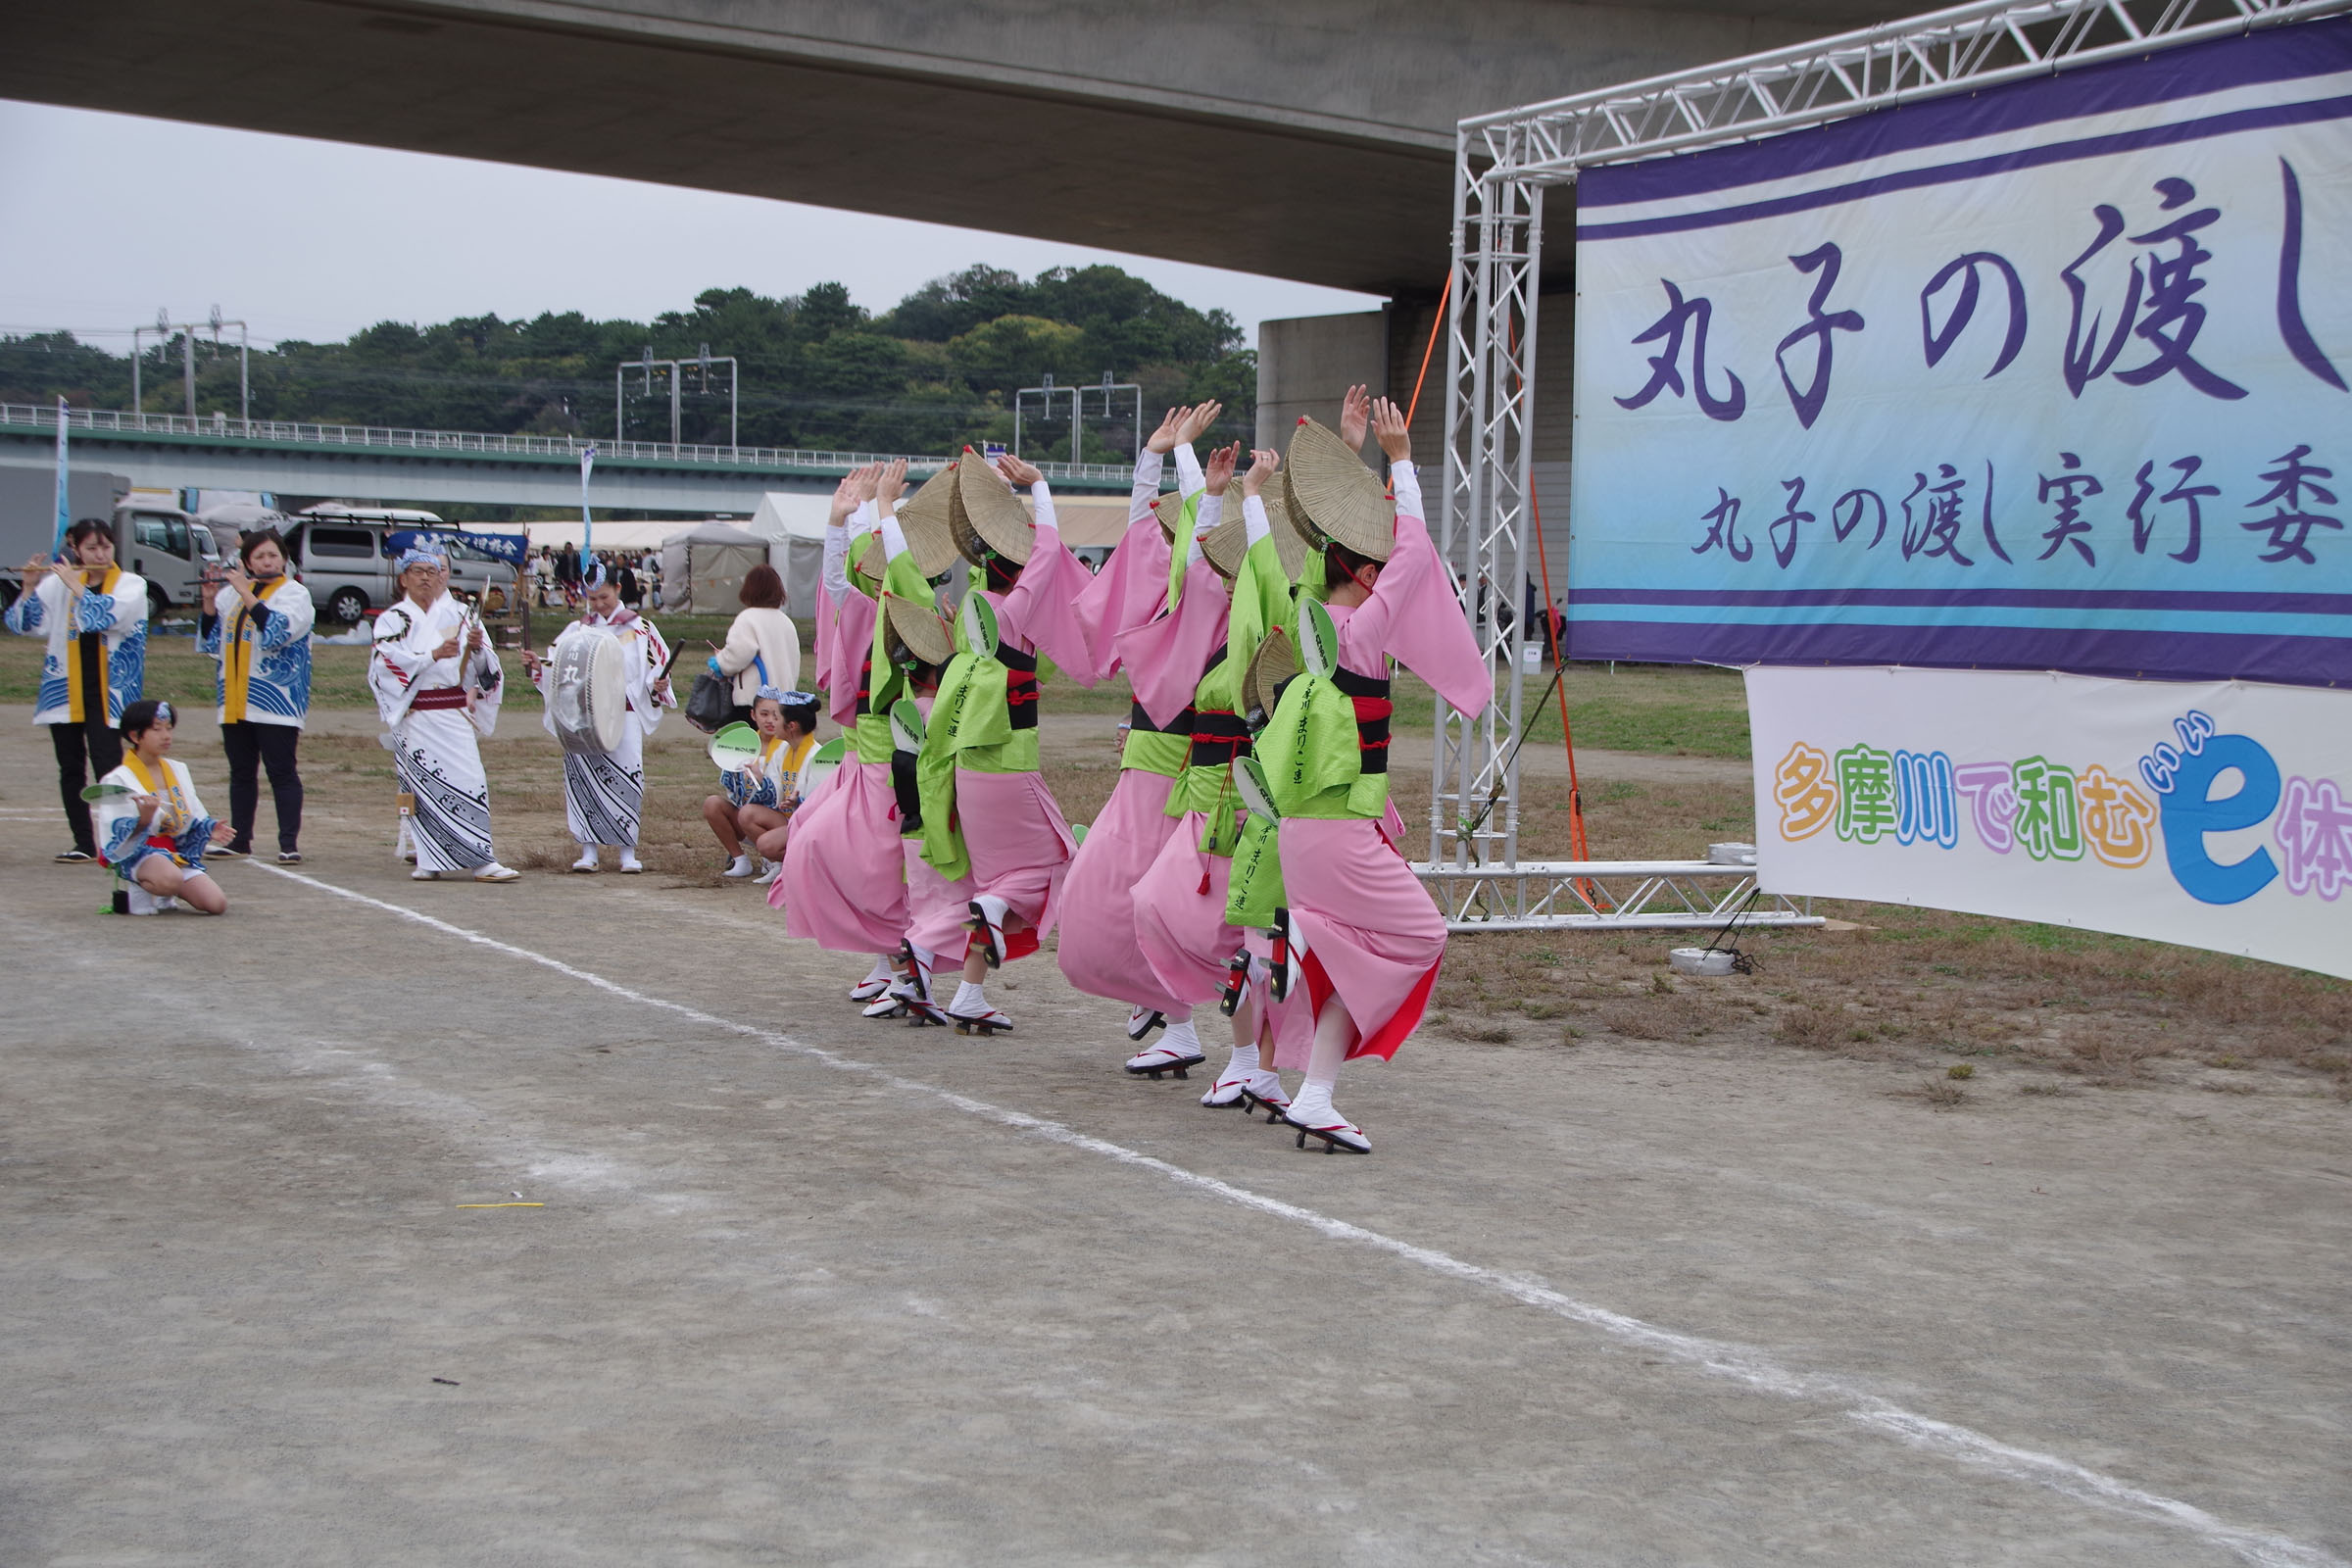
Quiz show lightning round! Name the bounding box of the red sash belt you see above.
[411,687,468,711]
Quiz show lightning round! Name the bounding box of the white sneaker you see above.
[721,854,756,879]
[617,854,643,874]
[754,860,781,886]
[474,861,520,884]
[412,867,439,881]
[569,852,601,874]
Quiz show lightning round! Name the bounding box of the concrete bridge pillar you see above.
[1257,293,1575,611]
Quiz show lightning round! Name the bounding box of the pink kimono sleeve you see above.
[1068,514,1174,683]
[1114,556,1230,730]
[999,521,1101,684]
[1336,512,1491,716]
[825,592,878,727]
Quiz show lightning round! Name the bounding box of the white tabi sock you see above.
[951,980,989,1016]
[1224,1042,1260,1077]
[860,956,894,987]
[908,946,939,974]
[1161,1018,1201,1057]
[1288,1081,1336,1125]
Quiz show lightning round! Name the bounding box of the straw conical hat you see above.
[1152,487,1190,544]
[1286,416,1395,562]
[1199,506,1249,579]
[1242,624,1298,720]
[894,466,962,579]
[950,449,1034,567]
[846,531,883,598]
[882,591,954,667]
[1258,482,1309,582]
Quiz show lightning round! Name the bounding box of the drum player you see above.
[522,561,675,874]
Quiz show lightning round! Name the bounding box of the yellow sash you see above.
[62,564,122,724]
[122,751,190,838]
[774,733,815,796]
[222,575,287,724]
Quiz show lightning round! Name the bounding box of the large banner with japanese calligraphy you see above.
[1748,667,2352,977]
[1567,18,2351,686]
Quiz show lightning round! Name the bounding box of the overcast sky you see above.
[0,100,1378,352]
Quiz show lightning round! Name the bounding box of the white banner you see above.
[1746,666,2352,977]
[1569,20,2352,688]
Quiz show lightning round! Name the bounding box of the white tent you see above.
[744,492,831,621]
[660,521,769,614]
[521,519,698,553]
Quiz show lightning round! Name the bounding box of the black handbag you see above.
[684,650,766,733]
[684,671,734,732]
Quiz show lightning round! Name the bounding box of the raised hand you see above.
[874,458,908,513]
[1145,407,1188,456]
[1175,401,1223,446]
[995,452,1043,488]
[1241,448,1281,498]
[828,468,865,526]
[1338,384,1371,452]
[1371,397,1411,464]
[1203,441,1241,496]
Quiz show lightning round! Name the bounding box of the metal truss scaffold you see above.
[1424,0,2348,930]
[1418,861,1816,934]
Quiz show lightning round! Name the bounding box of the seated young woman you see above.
[703,687,820,881]
[93,699,235,914]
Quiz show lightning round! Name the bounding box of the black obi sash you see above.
[1332,665,1394,775]
[999,644,1039,730]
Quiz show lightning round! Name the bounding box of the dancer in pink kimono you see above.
[1258,400,1491,1152]
[918,450,1098,1034]
[775,464,916,996]
[1056,403,1233,1070]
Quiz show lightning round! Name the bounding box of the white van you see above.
[286,504,517,623]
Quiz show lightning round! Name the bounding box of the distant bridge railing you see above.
[0,403,1140,485]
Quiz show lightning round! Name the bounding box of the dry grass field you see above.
[9,615,2346,1111]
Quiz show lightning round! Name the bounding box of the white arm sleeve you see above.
[1030,480,1056,535]
[822,515,854,605]
[1173,442,1206,498]
[1242,494,1272,547]
[1390,459,1424,521]
[1128,448,1165,525]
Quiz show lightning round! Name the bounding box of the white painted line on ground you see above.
[250,861,2343,1568]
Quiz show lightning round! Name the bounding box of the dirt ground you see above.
[2,687,2348,1566]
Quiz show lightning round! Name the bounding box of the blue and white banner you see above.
[1568,18,2352,687]
[52,397,70,553]
[386,527,528,566]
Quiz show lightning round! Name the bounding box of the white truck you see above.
[0,465,221,620]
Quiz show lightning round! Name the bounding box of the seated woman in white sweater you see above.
[707,565,800,730]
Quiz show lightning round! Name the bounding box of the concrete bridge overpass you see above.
[0,0,1917,299]
[0,404,1137,513]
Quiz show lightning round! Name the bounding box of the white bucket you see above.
[1521,644,1544,673]
[1668,947,1737,977]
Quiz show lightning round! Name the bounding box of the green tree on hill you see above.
[0,265,1257,463]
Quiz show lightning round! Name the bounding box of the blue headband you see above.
[757,687,817,707]
[584,561,608,590]
[396,545,448,573]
